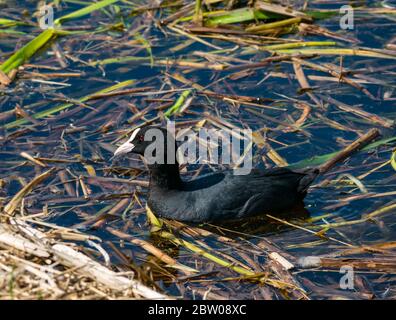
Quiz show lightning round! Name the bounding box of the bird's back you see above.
[148,167,318,222]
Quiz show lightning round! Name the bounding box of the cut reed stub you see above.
[297,256,322,268]
[319,128,381,174]
[0,69,11,85]
[269,252,295,270]
[3,168,56,216]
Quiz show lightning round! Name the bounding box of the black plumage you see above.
[114,126,318,223]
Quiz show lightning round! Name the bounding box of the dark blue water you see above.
[1,1,396,299]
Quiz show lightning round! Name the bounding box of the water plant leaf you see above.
[0,18,28,27]
[5,79,135,129]
[164,90,192,118]
[391,149,396,171]
[146,206,255,276]
[304,10,338,20]
[290,136,396,169]
[0,29,26,35]
[158,230,255,276]
[205,8,280,26]
[0,28,56,75]
[54,0,120,25]
[260,41,337,51]
[146,205,163,230]
[246,17,302,32]
[271,48,396,59]
[89,56,149,66]
[0,0,120,80]
[193,0,203,24]
[134,33,154,67]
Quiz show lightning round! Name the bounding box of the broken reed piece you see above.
[20,151,47,167]
[318,128,380,174]
[3,168,56,216]
[0,220,169,299]
[325,96,395,128]
[0,69,11,85]
[269,252,295,270]
[297,255,396,272]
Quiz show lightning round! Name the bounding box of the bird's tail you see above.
[297,168,320,194]
[293,129,380,195]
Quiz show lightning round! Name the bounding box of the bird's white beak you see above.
[113,127,141,157]
[114,141,134,157]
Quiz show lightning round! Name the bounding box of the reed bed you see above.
[1,0,396,299]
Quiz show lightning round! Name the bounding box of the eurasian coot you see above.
[113,126,319,223]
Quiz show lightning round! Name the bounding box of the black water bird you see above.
[113,126,319,223]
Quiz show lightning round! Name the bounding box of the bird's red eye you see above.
[139,135,144,142]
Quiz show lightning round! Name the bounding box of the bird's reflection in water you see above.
[203,200,311,238]
[148,200,310,251]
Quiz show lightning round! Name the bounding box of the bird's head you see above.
[113,126,174,161]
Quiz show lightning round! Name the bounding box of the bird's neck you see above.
[148,162,182,190]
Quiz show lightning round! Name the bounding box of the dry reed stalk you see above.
[3,168,56,216]
[0,220,169,299]
[319,128,380,174]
